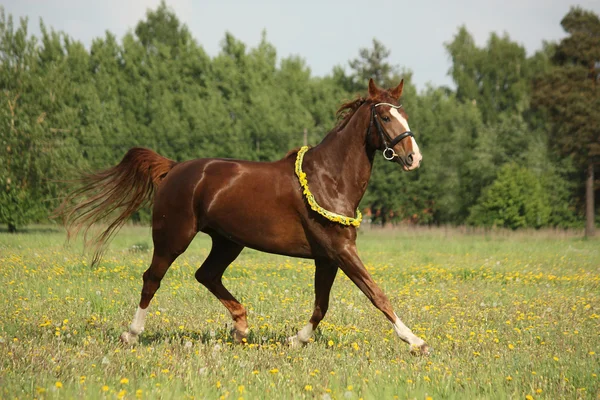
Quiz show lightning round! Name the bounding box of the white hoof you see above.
[231,328,249,344]
[120,331,138,345]
[287,335,307,348]
[410,343,431,356]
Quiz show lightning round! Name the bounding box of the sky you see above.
[3,0,600,90]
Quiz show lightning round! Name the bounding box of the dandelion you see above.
[304,385,313,391]
[55,381,63,389]
[536,389,543,394]
[508,344,515,350]
[136,389,143,398]
[238,385,244,394]
[328,340,334,347]
[553,356,559,361]
[117,390,126,399]
[525,395,533,400]
[102,386,109,392]
[216,381,221,388]
[269,368,279,374]
[120,378,129,384]
[506,376,512,381]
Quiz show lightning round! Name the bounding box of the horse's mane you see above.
[284,96,370,159]
[334,97,367,131]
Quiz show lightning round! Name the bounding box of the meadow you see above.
[0,225,598,399]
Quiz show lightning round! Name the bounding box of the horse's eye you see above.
[382,116,390,122]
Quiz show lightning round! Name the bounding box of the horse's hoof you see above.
[410,343,431,356]
[120,331,138,345]
[287,335,307,348]
[231,328,249,344]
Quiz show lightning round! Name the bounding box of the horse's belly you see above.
[202,207,312,258]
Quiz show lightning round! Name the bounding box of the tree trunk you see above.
[585,159,595,237]
[8,222,16,233]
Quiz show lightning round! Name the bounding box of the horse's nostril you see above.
[406,153,414,166]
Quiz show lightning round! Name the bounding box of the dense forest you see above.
[0,3,598,234]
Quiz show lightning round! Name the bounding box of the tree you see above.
[467,163,551,229]
[446,27,532,124]
[532,7,600,237]
[406,86,486,224]
[333,38,408,95]
[0,11,82,231]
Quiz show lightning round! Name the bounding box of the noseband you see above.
[368,103,414,161]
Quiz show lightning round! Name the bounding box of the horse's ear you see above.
[368,78,380,98]
[390,79,404,99]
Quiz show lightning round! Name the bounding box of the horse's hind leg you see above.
[120,224,196,344]
[289,258,338,347]
[194,234,247,342]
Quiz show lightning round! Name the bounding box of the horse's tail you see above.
[54,147,177,265]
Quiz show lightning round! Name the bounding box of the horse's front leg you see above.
[335,244,430,355]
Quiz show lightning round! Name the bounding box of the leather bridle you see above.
[368,102,415,162]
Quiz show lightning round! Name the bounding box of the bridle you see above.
[368,102,415,162]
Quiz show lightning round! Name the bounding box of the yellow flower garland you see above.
[295,146,362,227]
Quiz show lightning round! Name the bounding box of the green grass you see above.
[1,225,599,399]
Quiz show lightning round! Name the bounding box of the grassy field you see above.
[0,225,598,399]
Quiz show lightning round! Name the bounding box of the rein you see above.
[295,146,363,227]
[369,103,414,161]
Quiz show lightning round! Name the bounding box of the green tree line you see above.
[0,3,598,233]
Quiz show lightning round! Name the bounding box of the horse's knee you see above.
[143,269,163,286]
[195,268,217,289]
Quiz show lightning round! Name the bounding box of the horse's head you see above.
[367,78,422,171]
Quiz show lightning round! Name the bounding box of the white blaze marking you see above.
[129,306,148,335]
[389,107,410,131]
[297,323,314,343]
[391,313,425,346]
[410,137,422,164]
[389,107,422,167]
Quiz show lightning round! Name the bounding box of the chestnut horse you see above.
[58,78,429,354]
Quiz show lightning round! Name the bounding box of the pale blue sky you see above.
[3,0,600,90]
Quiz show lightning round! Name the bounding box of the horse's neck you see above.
[307,106,375,213]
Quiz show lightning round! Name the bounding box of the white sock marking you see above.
[391,313,424,346]
[129,306,148,336]
[297,323,313,343]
